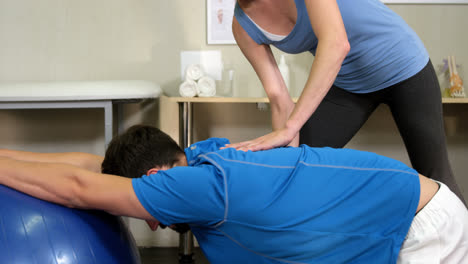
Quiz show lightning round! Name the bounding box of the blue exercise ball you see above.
[0,185,141,264]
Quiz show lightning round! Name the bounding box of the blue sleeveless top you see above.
[234,0,429,93]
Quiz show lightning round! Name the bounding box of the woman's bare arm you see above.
[232,16,296,134]
[226,0,349,151]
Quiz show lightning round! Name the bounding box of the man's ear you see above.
[146,165,171,176]
[146,168,160,176]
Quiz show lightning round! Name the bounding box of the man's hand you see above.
[145,220,190,234]
[222,127,299,152]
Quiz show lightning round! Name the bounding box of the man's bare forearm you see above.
[0,156,154,220]
[0,156,90,208]
[0,149,104,173]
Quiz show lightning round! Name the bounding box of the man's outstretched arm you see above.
[0,149,104,173]
[0,156,155,221]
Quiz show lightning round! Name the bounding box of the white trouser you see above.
[397,182,468,264]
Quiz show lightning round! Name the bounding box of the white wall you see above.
[0,0,467,247]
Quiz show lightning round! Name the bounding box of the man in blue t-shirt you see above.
[1,125,467,263]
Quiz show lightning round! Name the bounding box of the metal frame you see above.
[0,100,118,147]
[178,101,196,263]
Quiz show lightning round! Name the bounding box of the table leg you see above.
[178,101,195,264]
[182,102,193,147]
[103,101,113,148]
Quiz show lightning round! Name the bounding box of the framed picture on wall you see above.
[207,0,237,44]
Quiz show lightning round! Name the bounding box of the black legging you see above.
[300,60,466,204]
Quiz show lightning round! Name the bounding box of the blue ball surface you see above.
[0,184,140,264]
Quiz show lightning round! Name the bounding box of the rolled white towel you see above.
[197,76,216,97]
[179,80,199,97]
[185,64,204,81]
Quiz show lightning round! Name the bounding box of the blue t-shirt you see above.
[132,138,420,264]
[234,0,429,93]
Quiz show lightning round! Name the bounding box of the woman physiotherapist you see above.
[225,0,465,203]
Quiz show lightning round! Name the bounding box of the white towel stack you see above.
[197,76,216,97]
[179,79,199,98]
[179,64,216,97]
[185,64,204,81]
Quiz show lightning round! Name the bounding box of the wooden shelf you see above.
[166,96,270,104]
[442,97,468,104]
[166,96,468,104]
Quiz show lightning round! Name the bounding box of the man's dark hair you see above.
[101,125,184,178]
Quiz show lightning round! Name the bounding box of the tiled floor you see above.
[139,247,210,264]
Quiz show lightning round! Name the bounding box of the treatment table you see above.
[0,80,162,146]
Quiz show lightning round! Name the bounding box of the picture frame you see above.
[207,0,237,45]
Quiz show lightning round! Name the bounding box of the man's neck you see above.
[176,154,188,167]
